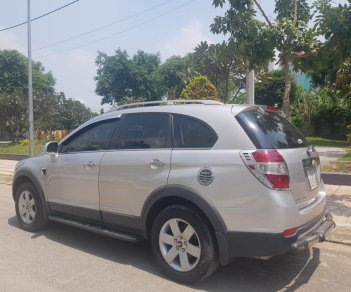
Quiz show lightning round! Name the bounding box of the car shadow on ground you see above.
[197,249,320,291]
[8,216,320,291]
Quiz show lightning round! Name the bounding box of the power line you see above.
[0,0,80,32]
[35,0,195,59]
[34,0,177,51]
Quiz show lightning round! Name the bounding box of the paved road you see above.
[1,184,351,292]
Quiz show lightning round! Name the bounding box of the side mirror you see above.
[44,141,58,153]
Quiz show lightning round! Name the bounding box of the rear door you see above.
[99,113,172,223]
[236,108,321,209]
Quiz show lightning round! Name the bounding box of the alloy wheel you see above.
[159,218,201,272]
[18,191,36,224]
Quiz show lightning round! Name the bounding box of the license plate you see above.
[302,158,319,190]
[306,166,318,190]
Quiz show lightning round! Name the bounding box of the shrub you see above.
[20,139,29,146]
[291,87,351,138]
[180,76,221,101]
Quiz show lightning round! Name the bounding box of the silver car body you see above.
[13,102,332,265]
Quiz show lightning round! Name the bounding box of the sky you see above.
[0,0,347,111]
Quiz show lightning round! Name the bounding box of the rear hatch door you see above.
[235,107,321,208]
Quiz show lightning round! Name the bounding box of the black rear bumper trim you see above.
[291,212,335,253]
[216,211,335,266]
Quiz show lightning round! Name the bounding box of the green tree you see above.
[156,55,189,99]
[0,50,94,139]
[0,91,95,139]
[58,95,96,130]
[119,96,147,105]
[34,93,61,131]
[291,87,351,138]
[95,49,134,105]
[34,93,96,131]
[193,41,245,103]
[0,50,56,139]
[0,50,55,95]
[255,70,299,107]
[0,92,27,139]
[211,1,275,71]
[306,0,351,99]
[95,49,162,105]
[335,60,351,99]
[273,0,318,118]
[180,76,220,101]
[211,1,318,118]
[132,50,162,100]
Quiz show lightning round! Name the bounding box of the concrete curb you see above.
[0,154,28,161]
[322,173,351,186]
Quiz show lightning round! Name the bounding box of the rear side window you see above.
[173,115,217,148]
[115,113,171,149]
[236,110,308,149]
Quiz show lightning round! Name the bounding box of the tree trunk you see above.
[253,0,273,27]
[283,56,292,118]
[169,88,176,99]
[281,0,297,119]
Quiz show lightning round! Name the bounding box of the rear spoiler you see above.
[266,105,279,111]
[236,104,285,116]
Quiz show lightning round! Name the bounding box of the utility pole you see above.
[246,0,255,105]
[27,0,34,156]
[246,69,255,105]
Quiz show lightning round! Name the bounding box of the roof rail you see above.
[110,99,223,111]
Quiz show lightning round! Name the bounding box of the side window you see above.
[173,115,218,148]
[112,114,170,149]
[61,119,117,153]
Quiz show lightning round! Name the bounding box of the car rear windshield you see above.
[236,109,309,149]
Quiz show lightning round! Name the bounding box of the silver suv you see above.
[13,100,335,283]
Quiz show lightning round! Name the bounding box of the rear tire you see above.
[151,205,219,283]
[15,182,47,231]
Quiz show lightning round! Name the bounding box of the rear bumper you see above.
[290,211,335,253]
[216,211,335,266]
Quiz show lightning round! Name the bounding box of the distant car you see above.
[13,100,335,283]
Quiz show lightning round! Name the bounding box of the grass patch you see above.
[337,150,351,162]
[307,136,351,148]
[322,149,351,173]
[0,142,44,155]
[322,162,351,173]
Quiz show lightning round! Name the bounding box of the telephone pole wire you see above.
[1,0,79,32]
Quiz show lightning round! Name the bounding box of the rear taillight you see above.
[240,149,290,190]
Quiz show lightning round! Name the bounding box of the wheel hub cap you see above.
[159,218,201,272]
[18,191,36,224]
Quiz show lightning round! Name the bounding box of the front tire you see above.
[15,182,47,231]
[151,205,218,283]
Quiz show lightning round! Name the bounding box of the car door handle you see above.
[84,161,96,169]
[150,159,166,169]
